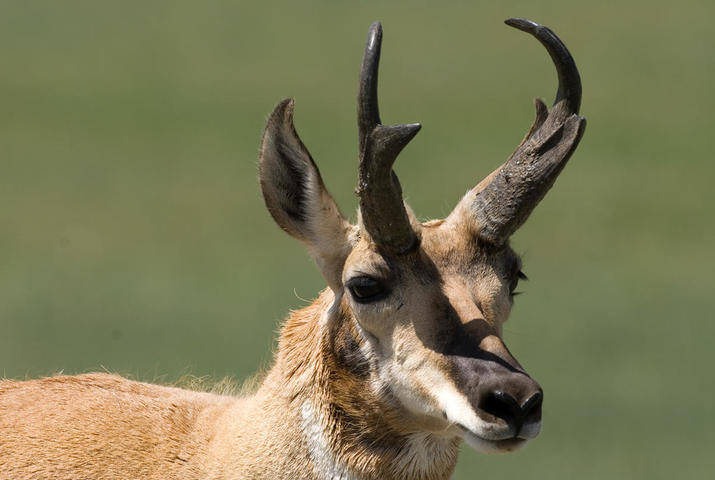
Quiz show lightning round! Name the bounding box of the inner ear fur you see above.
[259,99,354,291]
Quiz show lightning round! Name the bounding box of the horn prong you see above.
[356,22,420,254]
[467,19,586,246]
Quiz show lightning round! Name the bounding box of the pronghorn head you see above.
[259,19,585,454]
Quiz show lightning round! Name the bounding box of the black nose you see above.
[479,390,543,434]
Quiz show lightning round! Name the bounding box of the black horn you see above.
[470,19,587,246]
[356,22,421,254]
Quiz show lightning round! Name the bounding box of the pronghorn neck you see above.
[271,289,460,480]
[254,18,586,477]
[0,19,583,480]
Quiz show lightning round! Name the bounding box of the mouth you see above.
[457,424,531,454]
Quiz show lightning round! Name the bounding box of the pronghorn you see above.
[0,18,585,480]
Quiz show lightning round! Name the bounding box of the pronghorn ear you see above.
[259,99,354,292]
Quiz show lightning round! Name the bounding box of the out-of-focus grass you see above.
[1,1,713,478]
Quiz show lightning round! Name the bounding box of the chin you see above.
[462,431,530,454]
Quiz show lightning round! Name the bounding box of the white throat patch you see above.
[300,400,360,480]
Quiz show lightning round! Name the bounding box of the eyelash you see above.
[510,270,528,295]
[345,276,390,304]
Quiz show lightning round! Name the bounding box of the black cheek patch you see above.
[333,322,370,379]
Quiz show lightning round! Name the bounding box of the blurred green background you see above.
[1,0,713,478]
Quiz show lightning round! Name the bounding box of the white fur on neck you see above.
[300,399,457,480]
[300,400,360,480]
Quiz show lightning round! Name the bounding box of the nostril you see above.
[521,391,543,424]
[479,391,522,429]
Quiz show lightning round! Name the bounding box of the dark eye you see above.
[510,270,528,295]
[346,276,389,303]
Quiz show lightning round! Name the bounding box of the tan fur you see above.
[0,20,572,476]
[0,373,230,479]
[0,219,525,480]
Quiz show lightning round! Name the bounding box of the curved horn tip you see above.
[505,18,541,32]
[367,21,383,47]
[504,17,581,115]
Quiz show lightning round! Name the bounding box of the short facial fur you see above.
[0,19,584,480]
